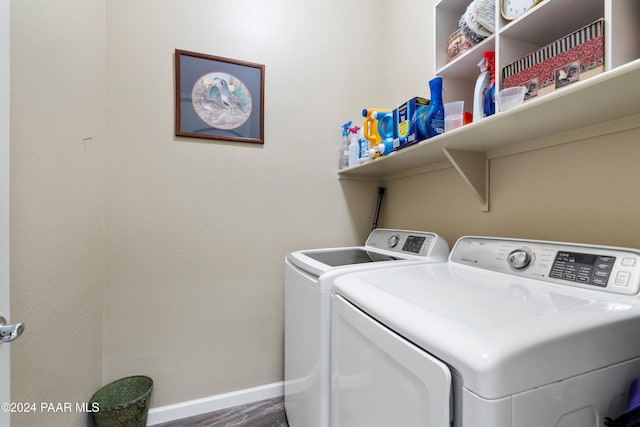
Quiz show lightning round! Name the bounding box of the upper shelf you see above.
[498,0,604,45]
[436,36,495,80]
[338,58,640,179]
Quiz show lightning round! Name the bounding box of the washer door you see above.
[332,295,452,427]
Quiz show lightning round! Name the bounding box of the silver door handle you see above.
[0,316,24,343]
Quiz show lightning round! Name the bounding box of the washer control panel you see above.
[550,251,615,287]
[451,237,640,295]
[365,229,444,257]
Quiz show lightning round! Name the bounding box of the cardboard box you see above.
[502,19,604,101]
[393,97,430,150]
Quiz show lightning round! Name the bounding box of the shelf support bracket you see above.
[442,148,489,212]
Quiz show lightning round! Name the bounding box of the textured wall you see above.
[381,126,640,250]
[10,0,106,425]
[380,0,436,107]
[0,3,9,425]
[104,0,382,407]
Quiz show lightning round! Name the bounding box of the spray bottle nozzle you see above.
[341,121,353,137]
[347,125,361,135]
[483,51,496,82]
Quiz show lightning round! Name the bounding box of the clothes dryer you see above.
[332,236,640,426]
[284,229,449,427]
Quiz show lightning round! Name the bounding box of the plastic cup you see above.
[444,101,464,132]
[444,115,463,132]
[498,86,526,112]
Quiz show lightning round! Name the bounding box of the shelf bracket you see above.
[442,148,489,212]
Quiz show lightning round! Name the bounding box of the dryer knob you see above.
[508,249,532,269]
[387,234,400,248]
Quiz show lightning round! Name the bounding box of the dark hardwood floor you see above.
[152,397,289,427]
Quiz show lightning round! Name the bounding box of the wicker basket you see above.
[90,376,153,427]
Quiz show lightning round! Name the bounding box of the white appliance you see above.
[284,229,449,427]
[332,236,640,427]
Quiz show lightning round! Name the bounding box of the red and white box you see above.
[502,19,604,101]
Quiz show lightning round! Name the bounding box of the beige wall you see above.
[10,0,106,425]
[381,0,436,107]
[380,125,640,249]
[9,0,391,421]
[103,0,382,407]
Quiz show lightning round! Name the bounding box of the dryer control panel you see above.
[451,237,640,295]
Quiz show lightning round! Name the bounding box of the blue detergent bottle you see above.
[426,76,445,138]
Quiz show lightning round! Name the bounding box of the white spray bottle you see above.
[347,125,360,167]
[473,52,491,122]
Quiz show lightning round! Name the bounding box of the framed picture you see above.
[175,49,265,144]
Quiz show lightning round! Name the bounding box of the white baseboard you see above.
[147,381,284,426]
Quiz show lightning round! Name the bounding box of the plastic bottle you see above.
[483,51,496,117]
[339,121,351,170]
[357,128,371,164]
[362,108,391,147]
[425,76,445,138]
[473,52,493,122]
[367,143,387,159]
[366,136,395,160]
[371,111,394,147]
[347,126,360,167]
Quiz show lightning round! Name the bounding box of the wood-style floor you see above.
[152,397,289,427]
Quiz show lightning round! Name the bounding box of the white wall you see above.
[10,0,106,425]
[104,0,382,407]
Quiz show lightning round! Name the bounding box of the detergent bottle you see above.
[483,51,496,117]
[362,108,392,147]
[425,76,445,138]
[371,111,394,153]
[473,51,494,122]
[368,113,396,158]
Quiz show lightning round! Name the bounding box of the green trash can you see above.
[90,375,153,427]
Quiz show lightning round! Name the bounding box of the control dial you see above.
[387,234,400,248]
[508,249,533,270]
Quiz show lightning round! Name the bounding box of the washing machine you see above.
[284,228,449,427]
[332,236,640,427]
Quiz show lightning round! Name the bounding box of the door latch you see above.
[0,316,24,344]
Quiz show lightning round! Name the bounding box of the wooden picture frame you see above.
[175,49,265,144]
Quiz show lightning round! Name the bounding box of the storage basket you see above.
[502,19,604,100]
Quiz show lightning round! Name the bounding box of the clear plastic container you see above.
[444,101,464,132]
[498,87,526,112]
